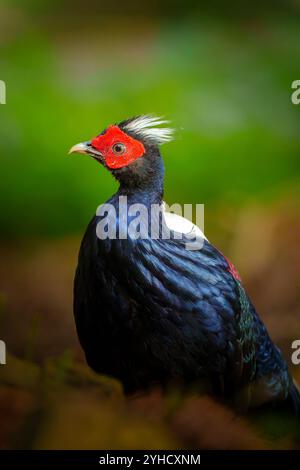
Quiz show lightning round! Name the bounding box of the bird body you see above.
[70,115,300,414]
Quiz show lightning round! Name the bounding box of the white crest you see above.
[122,115,174,144]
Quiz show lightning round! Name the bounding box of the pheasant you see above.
[70,115,300,413]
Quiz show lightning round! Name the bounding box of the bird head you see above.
[69,115,174,187]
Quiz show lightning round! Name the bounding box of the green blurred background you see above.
[1,0,300,236]
[0,0,300,450]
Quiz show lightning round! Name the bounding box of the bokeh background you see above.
[0,0,300,449]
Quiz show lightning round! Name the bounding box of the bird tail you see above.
[287,379,300,417]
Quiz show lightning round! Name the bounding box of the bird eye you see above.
[112,143,126,155]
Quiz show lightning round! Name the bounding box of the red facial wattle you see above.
[91,126,145,169]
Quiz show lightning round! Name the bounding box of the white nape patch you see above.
[163,203,207,240]
[123,115,174,144]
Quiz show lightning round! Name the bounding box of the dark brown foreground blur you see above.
[1,199,300,450]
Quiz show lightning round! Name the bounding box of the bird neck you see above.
[114,149,165,206]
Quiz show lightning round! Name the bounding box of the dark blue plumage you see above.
[71,115,300,414]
